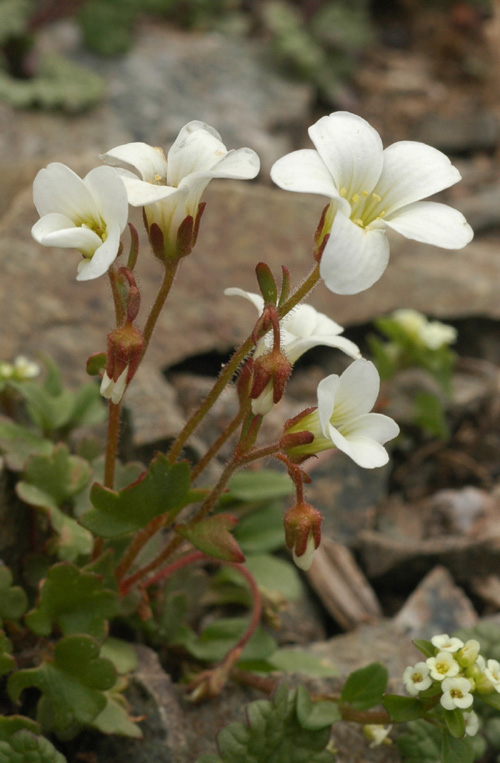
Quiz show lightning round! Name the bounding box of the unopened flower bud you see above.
[101,322,144,404]
[250,348,292,412]
[284,502,322,571]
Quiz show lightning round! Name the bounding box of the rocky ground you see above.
[4,5,500,761]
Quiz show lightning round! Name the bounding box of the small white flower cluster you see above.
[0,355,40,383]
[391,309,457,351]
[402,633,500,737]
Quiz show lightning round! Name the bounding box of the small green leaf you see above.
[444,708,466,739]
[234,502,286,553]
[0,729,67,763]
[268,648,337,678]
[25,562,118,641]
[91,690,142,738]
[176,514,245,563]
[441,729,474,763]
[8,634,116,737]
[413,639,436,659]
[244,554,302,600]
[256,262,278,305]
[397,718,441,763]
[81,454,191,537]
[478,691,500,711]
[295,686,340,730]
[0,567,28,627]
[184,617,277,664]
[100,638,137,675]
[0,417,53,471]
[223,470,294,504]
[382,694,426,722]
[340,663,388,710]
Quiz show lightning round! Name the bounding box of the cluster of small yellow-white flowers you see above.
[0,355,40,383]
[402,633,500,736]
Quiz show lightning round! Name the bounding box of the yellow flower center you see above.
[340,186,386,228]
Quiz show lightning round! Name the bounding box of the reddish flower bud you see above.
[250,349,292,412]
[284,502,322,571]
[101,321,144,403]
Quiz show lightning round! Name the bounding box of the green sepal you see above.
[25,562,118,642]
[8,634,116,737]
[256,262,277,306]
[80,453,192,538]
[176,514,245,563]
[382,694,427,722]
[278,265,291,307]
[0,567,28,627]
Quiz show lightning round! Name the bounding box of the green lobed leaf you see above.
[176,514,245,563]
[441,729,474,763]
[0,417,53,471]
[100,637,138,675]
[0,631,15,676]
[16,444,94,561]
[0,567,28,627]
[244,554,302,600]
[0,729,67,763]
[340,662,388,710]
[80,453,192,537]
[90,689,142,739]
[215,683,335,762]
[25,562,118,641]
[8,634,116,737]
[0,716,41,742]
[383,694,427,722]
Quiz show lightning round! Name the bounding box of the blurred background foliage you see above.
[0,0,494,111]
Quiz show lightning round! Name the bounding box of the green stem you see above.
[141,260,179,357]
[167,263,320,464]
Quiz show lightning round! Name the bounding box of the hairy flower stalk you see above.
[271,111,473,294]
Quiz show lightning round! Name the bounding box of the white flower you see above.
[271,112,473,295]
[100,121,260,256]
[463,710,480,737]
[285,359,399,468]
[32,163,129,281]
[363,724,393,748]
[440,676,474,710]
[225,288,361,415]
[484,659,500,692]
[403,662,433,696]
[12,356,41,380]
[427,651,460,681]
[100,367,128,405]
[431,634,464,653]
[292,531,317,571]
[457,639,481,668]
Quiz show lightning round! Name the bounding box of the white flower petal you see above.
[309,112,384,199]
[167,121,226,185]
[327,423,392,468]
[317,373,340,437]
[332,359,381,420]
[270,149,339,197]
[118,175,179,207]
[76,223,121,280]
[33,162,99,222]
[31,213,75,242]
[100,142,168,182]
[84,166,129,232]
[320,211,390,295]
[384,201,474,249]
[39,225,101,254]
[376,141,462,214]
[286,334,360,364]
[224,288,264,313]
